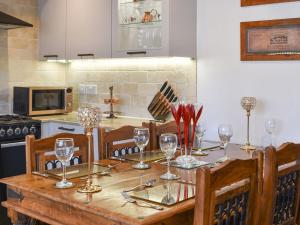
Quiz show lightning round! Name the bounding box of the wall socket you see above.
[79,84,97,95]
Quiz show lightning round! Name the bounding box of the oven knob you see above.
[30,126,36,134]
[7,128,13,136]
[22,126,29,135]
[0,129,5,137]
[15,127,21,135]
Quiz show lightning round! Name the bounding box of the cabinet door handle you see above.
[126,51,147,55]
[58,127,75,132]
[43,55,58,58]
[77,53,94,58]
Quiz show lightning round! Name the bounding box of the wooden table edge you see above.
[1,178,196,225]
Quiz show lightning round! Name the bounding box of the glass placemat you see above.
[130,182,195,206]
[120,151,165,163]
[46,163,107,179]
[164,160,210,170]
[192,141,220,151]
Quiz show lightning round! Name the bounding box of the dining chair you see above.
[143,120,184,150]
[260,143,300,225]
[25,133,89,174]
[98,125,150,160]
[194,154,263,225]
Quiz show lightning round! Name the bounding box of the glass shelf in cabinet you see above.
[120,20,162,27]
[120,0,162,6]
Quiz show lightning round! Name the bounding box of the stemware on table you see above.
[55,138,75,189]
[132,127,150,170]
[218,124,233,160]
[160,133,179,180]
[194,122,207,156]
[265,119,277,146]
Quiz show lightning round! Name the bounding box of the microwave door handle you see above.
[1,142,26,148]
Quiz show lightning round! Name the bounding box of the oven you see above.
[0,141,27,225]
[13,87,73,116]
[0,115,41,225]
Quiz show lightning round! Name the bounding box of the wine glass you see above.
[160,133,179,180]
[218,125,233,159]
[194,122,207,156]
[55,138,75,189]
[132,128,150,170]
[265,119,277,146]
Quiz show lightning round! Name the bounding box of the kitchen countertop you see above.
[33,112,154,130]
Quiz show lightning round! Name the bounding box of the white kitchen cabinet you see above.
[66,0,112,60]
[112,0,196,58]
[39,0,196,60]
[41,122,99,160]
[112,0,169,58]
[169,0,197,57]
[39,0,111,61]
[39,0,67,61]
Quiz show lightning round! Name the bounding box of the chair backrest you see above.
[26,133,89,174]
[99,125,150,160]
[194,155,262,225]
[144,120,184,150]
[260,143,300,225]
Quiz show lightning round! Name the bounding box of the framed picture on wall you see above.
[241,0,300,6]
[241,18,300,61]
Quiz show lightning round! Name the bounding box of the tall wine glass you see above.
[132,128,150,170]
[55,138,75,189]
[265,119,277,146]
[194,122,207,156]
[218,125,233,160]
[160,134,178,180]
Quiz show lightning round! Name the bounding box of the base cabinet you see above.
[41,122,99,160]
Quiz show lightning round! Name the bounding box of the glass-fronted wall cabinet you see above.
[112,0,170,57]
[112,0,197,58]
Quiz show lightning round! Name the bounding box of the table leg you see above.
[7,208,28,225]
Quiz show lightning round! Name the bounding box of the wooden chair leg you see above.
[297,201,300,225]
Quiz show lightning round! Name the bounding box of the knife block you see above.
[148,82,177,121]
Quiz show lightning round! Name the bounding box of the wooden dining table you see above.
[0,144,256,225]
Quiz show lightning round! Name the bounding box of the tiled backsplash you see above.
[66,58,197,118]
[0,30,9,114]
[0,0,197,118]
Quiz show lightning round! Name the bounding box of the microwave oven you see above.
[13,87,73,116]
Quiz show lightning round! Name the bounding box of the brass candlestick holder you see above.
[77,106,102,193]
[240,97,256,151]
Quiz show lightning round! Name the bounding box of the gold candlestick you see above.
[240,97,256,151]
[77,106,102,193]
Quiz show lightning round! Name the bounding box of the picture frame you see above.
[241,18,300,61]
[241,0,300,6]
